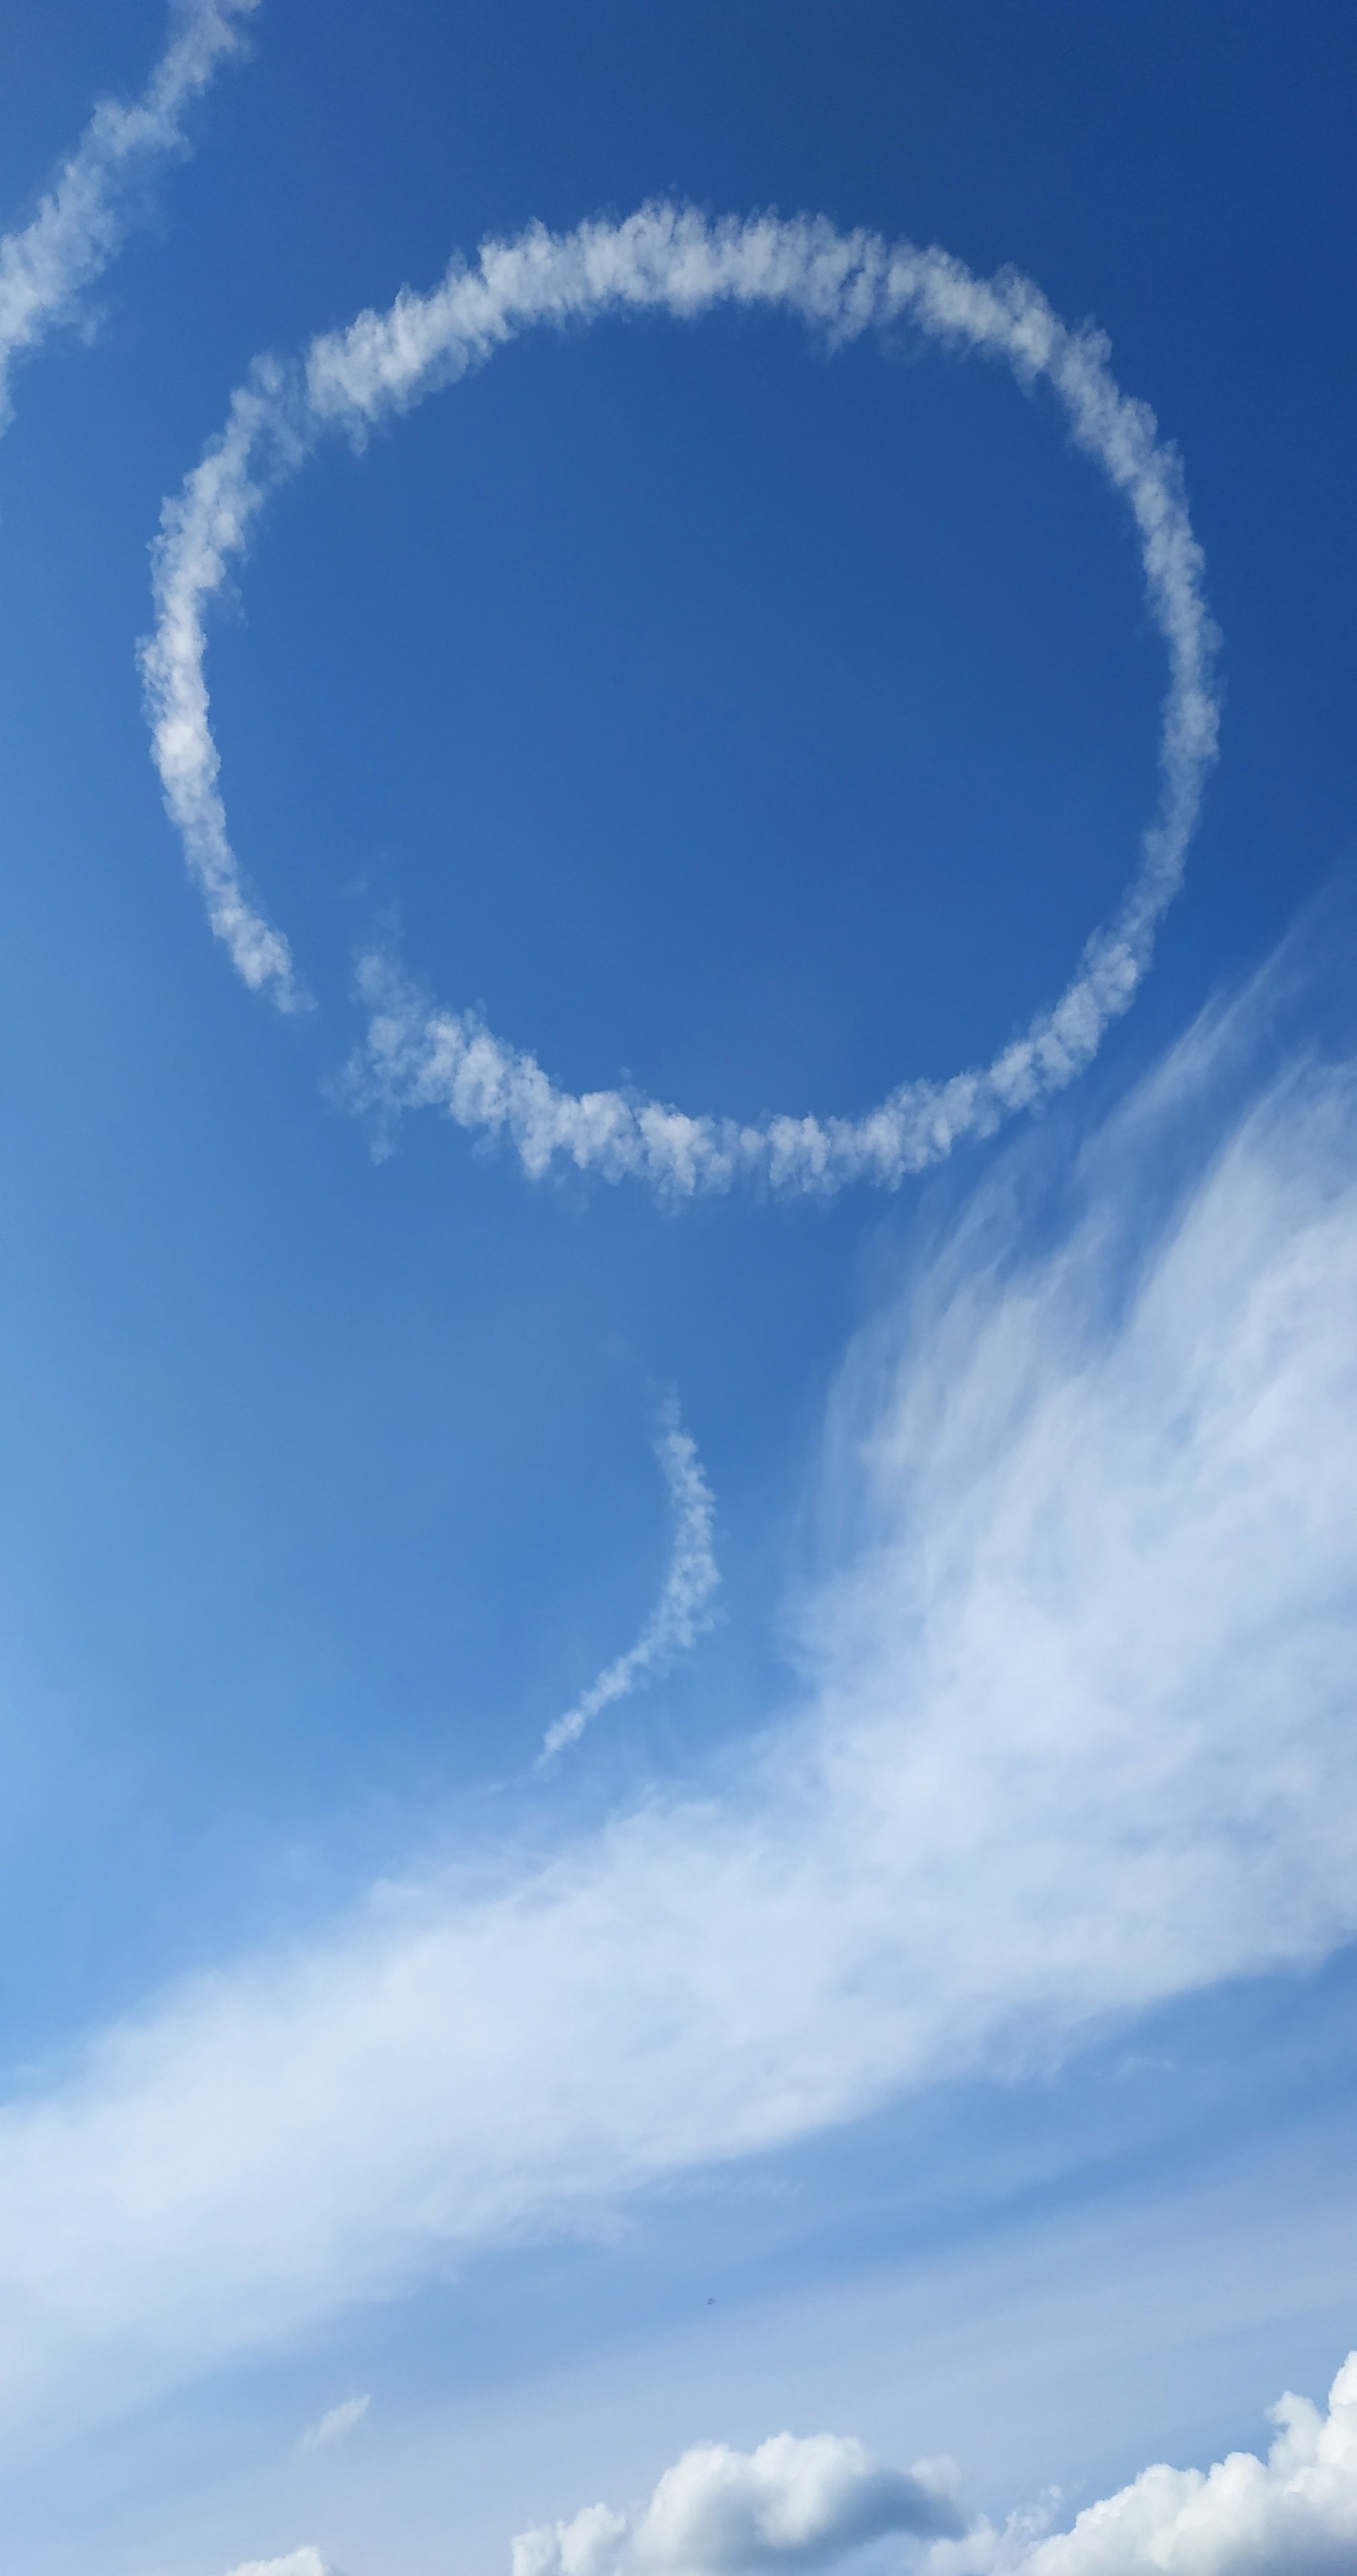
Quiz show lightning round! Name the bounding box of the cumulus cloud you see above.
[298,2392,369,2453]
[926,2350,1357,2574]
[1,951,1356,2433]
[541,1401,720,1762]
[224,2554,330,2576]
[513,2359,1357,2576]
[142,202,1218,1186]
[0,0,257,432]
[514,2433,964,2576]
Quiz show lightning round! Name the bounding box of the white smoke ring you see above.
[142,203,1220,1198]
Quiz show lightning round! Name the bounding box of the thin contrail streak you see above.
[539,1403,719,1765]
[142,203,1220,1193]
[0,0,258,435]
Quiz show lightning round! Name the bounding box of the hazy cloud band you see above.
[3,949,1353,2436]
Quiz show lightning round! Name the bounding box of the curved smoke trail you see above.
[0,0,258,436]
[539,1402,719,1765]
[141,202,1220,1194]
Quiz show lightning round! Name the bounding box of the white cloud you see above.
[1,961,1356,2435]
[926,2350,1357,2573]
[514,2433,965,2576]
[511,2357,1357,2576]
[224,2554,330,2576]
[0,0,257,431]
[298,2392,370,2453]
[141,202,1218,1189]
[541,1400,720,1761]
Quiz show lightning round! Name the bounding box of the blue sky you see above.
[1,5,1356,2572]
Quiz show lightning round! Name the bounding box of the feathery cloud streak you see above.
[925,2350,1357,2573]
[298,2392,369,2453]
[3,963,1354,2433]
[142,203,1219,1184]
[0,0,258,434]
[514,2431,964,2576]
[540,1403,719,1762]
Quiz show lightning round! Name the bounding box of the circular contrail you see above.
[141,204,1219,1198]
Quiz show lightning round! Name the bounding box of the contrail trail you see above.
[539,1402,719,1765]
[0,0,259,436]
[142,203,1220,1190]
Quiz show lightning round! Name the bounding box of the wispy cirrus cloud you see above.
[3,943,1356,2441]
[298,2392,370,2454]
[540,1401,719,1763]
[0,0,258,433]
[142,203,1218,1189]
